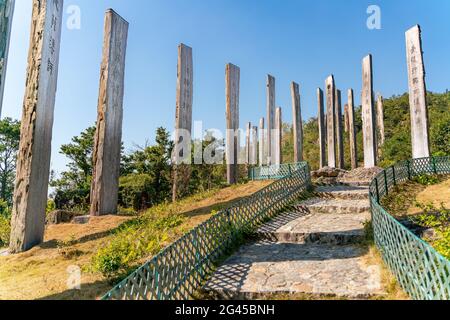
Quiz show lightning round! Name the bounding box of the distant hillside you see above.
[282,91,450,170]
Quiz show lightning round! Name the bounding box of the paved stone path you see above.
[203,185,386,299]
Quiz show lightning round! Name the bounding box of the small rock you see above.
[47,210,78,225]
[312,167,347,178]
[72,215,91,225]
[422,228,438,241]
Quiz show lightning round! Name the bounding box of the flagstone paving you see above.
[203,184,386,299]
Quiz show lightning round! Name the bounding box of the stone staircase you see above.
[203,184,386,299]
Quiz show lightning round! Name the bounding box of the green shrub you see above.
[413,174,440,186]
[91,208,186,278]
[119,174,153,211]
[0,201,11,247]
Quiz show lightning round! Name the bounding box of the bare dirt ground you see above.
[408,177,450,214]
[0,180,271,300]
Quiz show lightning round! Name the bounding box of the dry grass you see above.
[362,246,409,300]
[0,180,271,300]
[408,178,450,214]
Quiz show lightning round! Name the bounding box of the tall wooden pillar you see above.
[335,89,344,169]
[90,10,129,216]
[266,75,275,165]
[274,107,282,165]
[0,0,15,116]
[325,76,336,168]
[259,117,265,166]
[245,122,251,165]
[225,63,240,184]
[376,94,385,146]
[251,126,258,165]
[317,88,326,169]
[291,82,303,162]
[344,104,350,134]
[406,25,430,159]
[348,89,358,170]
[361,55,377,168]
[9,0,63,253]
[172,44,194,199]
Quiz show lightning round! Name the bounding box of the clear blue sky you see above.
[2,0,450,174]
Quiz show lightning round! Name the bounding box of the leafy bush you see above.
[413,174,440,186]
[0,214,10,247]
[411,203,450,259]
[0,200,11,247]
[91,205,186,278]
[119,174,153,211]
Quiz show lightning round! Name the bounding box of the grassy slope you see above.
[0,180,271,300]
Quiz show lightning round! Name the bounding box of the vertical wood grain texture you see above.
[266,75,275,165]
[406,25,430,159]
[225,63,240,184]
[245,122,251,165]
[90,9,129,216]
[274,107,282,165]
[251,126,258,166]
[291,82,303,162]
[259,117,265,167]
[325,76,336,168]
[348,89,358,170]
[376,94,385,146]
[0,0,14,116]
[10,0,63,253]
[335,89,344,169]
[317,88,326,169]
[361,55,377,168]
[172,44,193,200]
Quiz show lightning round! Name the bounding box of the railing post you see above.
[384,170,389,196]
[375,178,380,204]
[432,157,437,174]
[392,166,396,186]
[288,164,292,175]
[406,160,412,180]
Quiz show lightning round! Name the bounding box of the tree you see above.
[0,118,20,205]
[120,127,173,208]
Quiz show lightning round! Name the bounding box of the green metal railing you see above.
[103,162,311,300]
[249,162,308,180]
[370,156,450,300]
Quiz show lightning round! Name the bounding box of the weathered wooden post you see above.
[335,89,344,169]
[361,55,377,168]
[266,75,276,165]
[376,94,385,146]
[348,89,358,170]
[225,63,240,184]
[251,126,258,165]
[291,82,303,162]
[172,44,194,199]
[274,107,282,165]
[0,0,14,116]
[406,25,430,159]
[325,76,336,168]
[344,104,350,134]
[245,122,251,165]
[317,88,326,169]
[90,10,129,216]
[9,0,63,253]
[259,117,265,166]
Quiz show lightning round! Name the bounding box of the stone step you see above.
[203,241,385,300]
[293,198,370,215]
[315,185,369,201]
[257,211,370,245]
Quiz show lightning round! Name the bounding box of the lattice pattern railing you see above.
[370,156,450,300]
[103,162,311,300]
[249,162,308,180]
